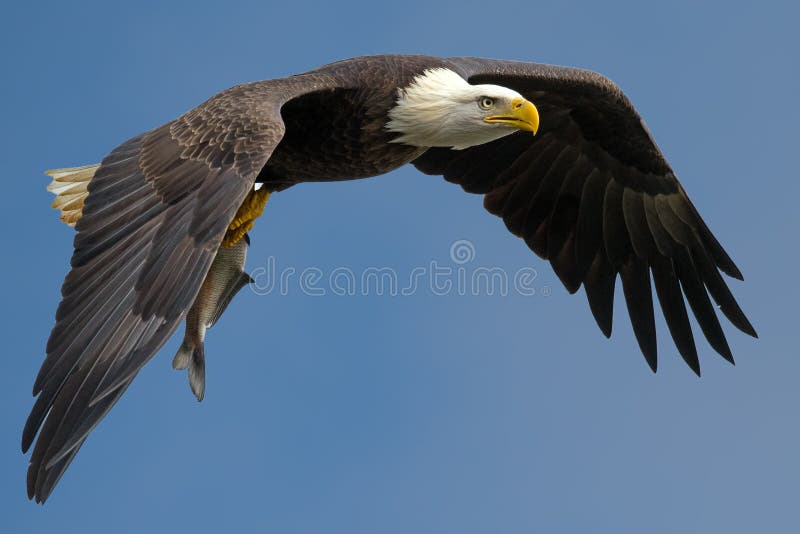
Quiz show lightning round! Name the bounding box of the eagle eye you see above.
[478,97,495,110]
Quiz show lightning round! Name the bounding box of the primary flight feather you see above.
[26,54,756,503]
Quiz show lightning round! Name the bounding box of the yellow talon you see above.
[223,187,270,247]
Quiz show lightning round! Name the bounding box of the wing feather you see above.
[547,154,592,292]
[651,255,700,374]
[583,251,617,338]
[575,169,610,276]
[522,144,579,257]
[620,257,658,370]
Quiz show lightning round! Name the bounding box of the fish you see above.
[172,234,254,401]
[46,164,254,401]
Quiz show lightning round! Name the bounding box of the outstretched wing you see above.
[23,83,286,503]
[414,57,756,373]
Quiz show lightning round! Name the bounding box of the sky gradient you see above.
[1,1,798,532]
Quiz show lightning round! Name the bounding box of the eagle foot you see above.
[223,187,270,247]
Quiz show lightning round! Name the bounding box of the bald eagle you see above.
[25,55,756,503]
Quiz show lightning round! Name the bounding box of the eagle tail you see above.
[45,164,100,226]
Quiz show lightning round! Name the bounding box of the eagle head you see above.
[386,68,539,150]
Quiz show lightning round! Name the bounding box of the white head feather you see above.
[386,68,529,150]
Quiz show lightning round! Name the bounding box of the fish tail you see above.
[45,164,100,226]
[188,344,206,402]
[173,339,206,401]
[172,339,193,370]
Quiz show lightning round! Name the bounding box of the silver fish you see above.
[172,234,253,401]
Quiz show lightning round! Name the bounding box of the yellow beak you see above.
[484,97,540,134]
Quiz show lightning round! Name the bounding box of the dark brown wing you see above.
[22,83,287,503]
[414,57,756,373]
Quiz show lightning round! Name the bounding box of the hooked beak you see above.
[484,97,540,135]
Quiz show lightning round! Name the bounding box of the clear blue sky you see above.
[1,1,798,532]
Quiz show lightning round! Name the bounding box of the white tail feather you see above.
[45,164,99,226]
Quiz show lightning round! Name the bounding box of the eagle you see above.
[24,54,756,503]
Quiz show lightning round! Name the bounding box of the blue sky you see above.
[1,1,798,532]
